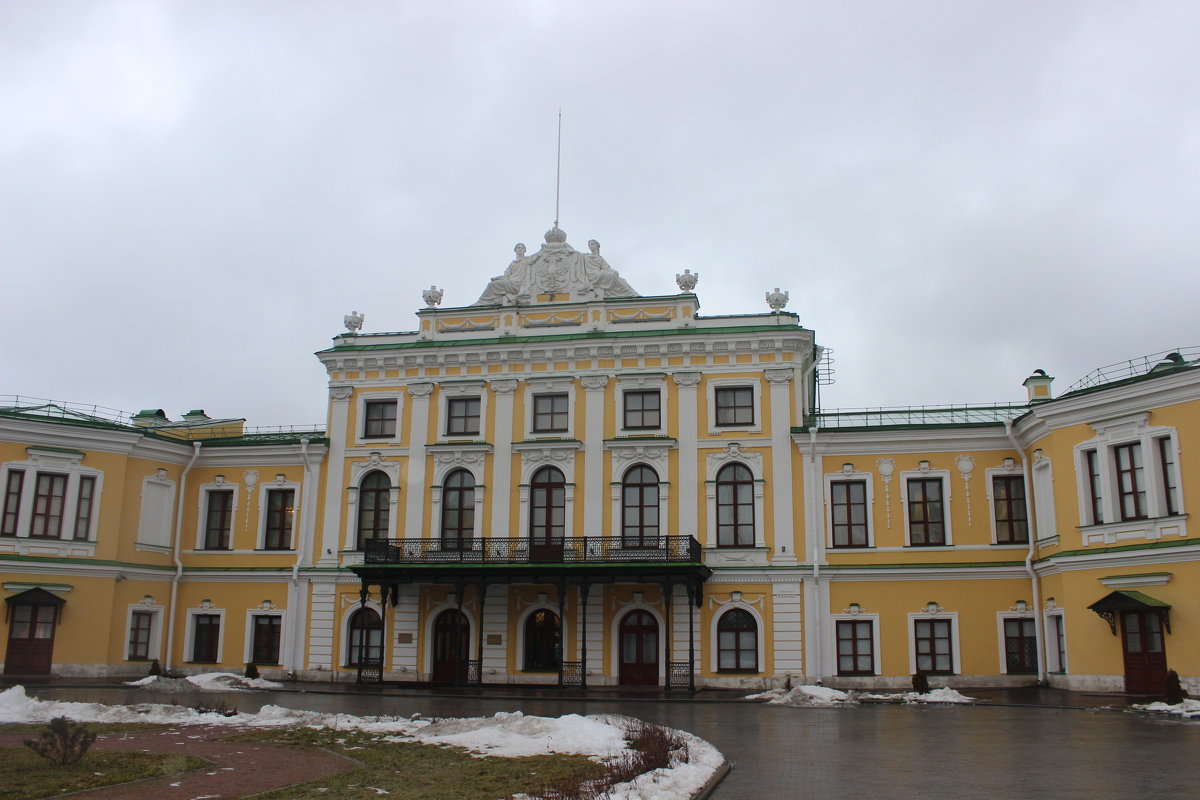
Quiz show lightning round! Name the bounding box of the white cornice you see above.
[0,560,174,582]
[821,566,1030,581]
[1019,370,1200,433]
[195,443,328,468]
[1035,544,1200,575]
[0,417,152,456]
[794,427,1015,455]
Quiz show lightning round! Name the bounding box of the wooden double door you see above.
[431,609,470,683]
[1121,610,1168,694]
[4,603,57,675]
[618,610,659,685]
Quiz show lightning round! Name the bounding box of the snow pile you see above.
[745,684,976,706]
[125,672,284,692]
[0,687,724,800]
[745,685,853,705]
[1133,699,1200,719]
[414,711,626,757]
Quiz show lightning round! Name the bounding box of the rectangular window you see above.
[251,615,282,664]
[191,614,220,662]
[1,470,22,537]
[1158,438,1179,516]
[714,387,754,426]
[1052,615,1067,673]
[363,400,397,439]
[1004,618,1037,674]
[532,393,569,433]
[907,478,945,546]
[1084,449,1104,525]
[836,620,874,676]
[30,473,67,538]
[830,480,868,547]
[73,476,96,540]
[623,390,661,430]
[914,618,953,674]
[1114,443,1146,520]
[128,611,153,660]
[204,489,234,550]
[263,489,295,550]
[992,475,1029,544]
[446,397,481,436]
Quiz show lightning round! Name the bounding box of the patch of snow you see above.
[747,684,853,706]
[124,673,282,691]
[0,686,724,800]
[1133,699,1200,719]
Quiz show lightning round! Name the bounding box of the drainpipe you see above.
[1005,420,1046,683]
[286,438,316,673]
[808,426,822,682]
[165,442,202,672]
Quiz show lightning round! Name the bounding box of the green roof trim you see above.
[0,554,175,571]
[1101,571,1172,581]
[318,324,807,353]
[1115,590,1171,608]
[1039,537,1200,562]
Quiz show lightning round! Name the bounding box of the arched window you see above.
[347,607,382,666]
[717,608,757,672]
[622,465,660,547]
[441,469,475,549]
[529,467,566,543]
[356,471,391,549]
[523,609,561,671]
[716,463,754,547]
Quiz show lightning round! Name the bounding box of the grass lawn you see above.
[226,727,606,800]
[0,745,207,800]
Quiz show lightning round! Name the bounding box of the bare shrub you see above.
[911,669,930,694]
[24,717,97,765]
[531,719,690,800]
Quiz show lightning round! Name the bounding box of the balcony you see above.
[362,535,702,565]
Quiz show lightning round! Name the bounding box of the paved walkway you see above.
[0,725,357,799]
[16,683,1200,799]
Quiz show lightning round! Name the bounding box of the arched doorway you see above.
[431,609,470,683]
[529,466,566,562]
[347,607,383,668]
[4,588,63,675]
[618,610,659,685]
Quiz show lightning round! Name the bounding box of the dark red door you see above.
[4,603,57,675]
[1121,611,1167,694]
[619,610,659,685]
[431,609,469,683]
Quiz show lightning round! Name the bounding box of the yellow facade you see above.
[2,228,1197,697]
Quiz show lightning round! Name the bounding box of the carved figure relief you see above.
[344,311,365,332]
[765,288,789,311]
[422,286,444,307]
[473,228,639,305]
[675,269,699,292]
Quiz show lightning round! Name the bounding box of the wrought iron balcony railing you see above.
[361,535,702,565]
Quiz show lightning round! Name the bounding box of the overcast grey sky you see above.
[3,0,1197,428]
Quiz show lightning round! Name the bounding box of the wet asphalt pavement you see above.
[24,684,1200,799]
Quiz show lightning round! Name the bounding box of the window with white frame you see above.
[523,379,573,438]
[199,482,236,550]
[356,471,392,549]
[354,392,403,445]
[902,470,949,546]
[261,485,297,550]
[999,614,1038,674]
[616,376,667,435]
[1075,414,1184,528]
[1045,611,1068,673]
[986,467,1029,545]
[826,468,873,548]
[438,382,488,442]
[188,610,223,663]
[835,618,876,676]
[909,612,959,675]
[0,449,103,544]
[249,614,283,665]
[126,604,162,661]
[706,379,762,434]
[716,608,758,672]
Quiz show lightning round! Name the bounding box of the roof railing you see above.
[806,403,1030,429]
[1064,347,1200,394]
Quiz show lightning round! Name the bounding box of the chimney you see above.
[131,409,169,427]
[1023,369,1054,403]
[182,409,211,422]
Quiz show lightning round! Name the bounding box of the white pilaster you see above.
[773,581,804,676]
[404,383,433,537]
[673,372,701,539]
[766,368,797,563]
[319,386,352,565]
[391,584,418,675]
[482,584,509,679]
[307,579,337,670]
[489,379,518,536]
[581,375,609,534]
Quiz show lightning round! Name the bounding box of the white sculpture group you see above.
[474,226,638,306]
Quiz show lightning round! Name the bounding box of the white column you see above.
[404,383,433,537]
[318,386,352,564]
[391,584,419,676]
[673,372,701,539]
[481,584,509,680]
[489,379,518,536]
[581,375,609,534]
[766,368,797,563]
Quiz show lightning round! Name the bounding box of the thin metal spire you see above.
[554,109,562,227]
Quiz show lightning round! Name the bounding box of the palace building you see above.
[2,225,1197,696]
